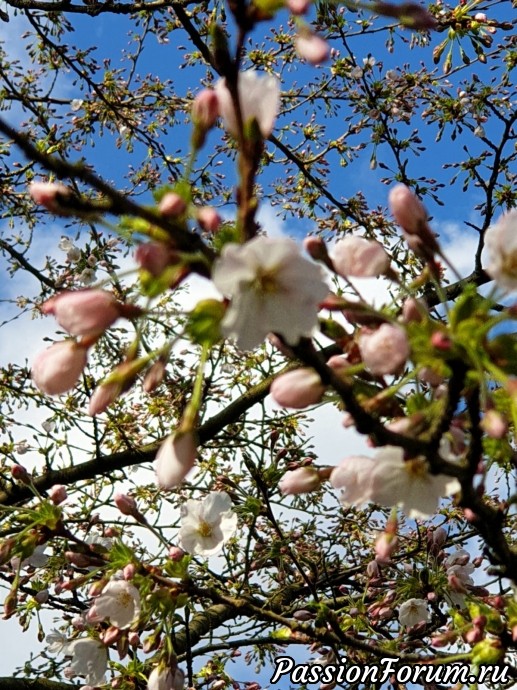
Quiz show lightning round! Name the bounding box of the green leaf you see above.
[185,299,225,347]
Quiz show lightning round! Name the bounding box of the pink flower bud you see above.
[464,626,484,644]
[102,626,122,646]
[143,360,167,393]
[65,551,94,568]
[330,236,390,278]
[123,563,136,580]
[34,589,49,604]
[88,381,121,416]
[135,242,177,276]
[418,367,443,387]
[48,484,68,505]
[286,0,311,14]
[168,546,185,561]
[278,467,322,495]
[158,193,187,218]
[192,89,219,130]
[270,368,325,409]
[155,431,197,489]
[32,341,88,396]
[358,324,410,376]
[480,410,507,439]
[388,184,428,235]
[375,533,398,563]
[114,492,139,517]
[303,236,331,266]
[11,464,30,484]
[197,206,222,233]
[128,631,140,647]
[474,12,487,21]
[401,297,426,323]
[431,331,452,351]
[29,182,73,215]
[294,33,330,66]
[42,290,122,337]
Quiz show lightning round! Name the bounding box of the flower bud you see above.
[168,546,185,561]
[159,193,187,218]
[271,368,325,409]
[135,242,177,277]
[192,89,219,130]
[359,324,410,376]
[11,464,31,484]
[331,236,390,278]
[29,182,74,215]
[48,484,68,505]
[278,467,322,495]
[197,206,222,233]
[32,341,89,396]
[480,410,507,439]
[42,290,122,337]
[389,184,428,235]
[295,33,330,66]
[155,431,197,489]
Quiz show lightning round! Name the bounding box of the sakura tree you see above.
[0,0,516,688]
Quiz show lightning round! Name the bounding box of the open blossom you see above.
[369,446,461,519]
[32,341,88,395]
[155,431,197,489]
[215,70,280,138]
[42,290,122,337]
[359,324,410,376]
[179,492,237,557]
[330,236,390,278]
[270,368,325,409]
[484,210,517,291]
[212,236,328,351]
[88,580,141,629]
[330,456,375,506]
[46,631,70,656]
[66,638,108,686]
[398,598,429,628]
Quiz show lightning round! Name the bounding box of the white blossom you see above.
[330,456,375,506]
[398,598,429,627]
[45,631,70,655]
[212,236,328,351]
[368,446,461,519]
[66,638,108,686]
[179,492,237,557]
[89,580,141,629]
[215,70,280,138]
[484,209,517,291]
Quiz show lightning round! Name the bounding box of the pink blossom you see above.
[294,33,330,66]
[278,467,321,495]
[484,210,517,291]
[358,324,410,376]
[480,410,507,439]
[42,290,122,337]
[48,485,68,505]
[388,184,428,235]
[197,207,222,233]
[143,361,167,393]
[168,546,185,561]
[32,341,88,395]
[158,193,186,217]
[29,182,72,215]
[88,381,121,416]
[330,236,390,278]
[192,89,219,130]
[401,297,426,323]
[270,368,325,409]
[154,431,197,489]
[114,493,140,518]
[215,70,280,139]
[135,242,177,276]
[286,0,311,14]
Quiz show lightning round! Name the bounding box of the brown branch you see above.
[4,0,197,16]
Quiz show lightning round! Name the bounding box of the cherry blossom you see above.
[88,580,141,629]
[270,368,325,409]
[330,236,390,278]
[42,289,122,337]
[295,33,330,65]
[484,209,517,291]
[215,70,281,138]
[179,492,237,556]
[45,631,70,655]
[279,467,321,495]
[368,446,461,519]
[154,431,197,489]
[212,236,328,350]
[330,456,375,506]
[32,341,89,395]
[398,598,429,627]
[148,665,185,690]
[358,324,410,376]
[66,638,108,686]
